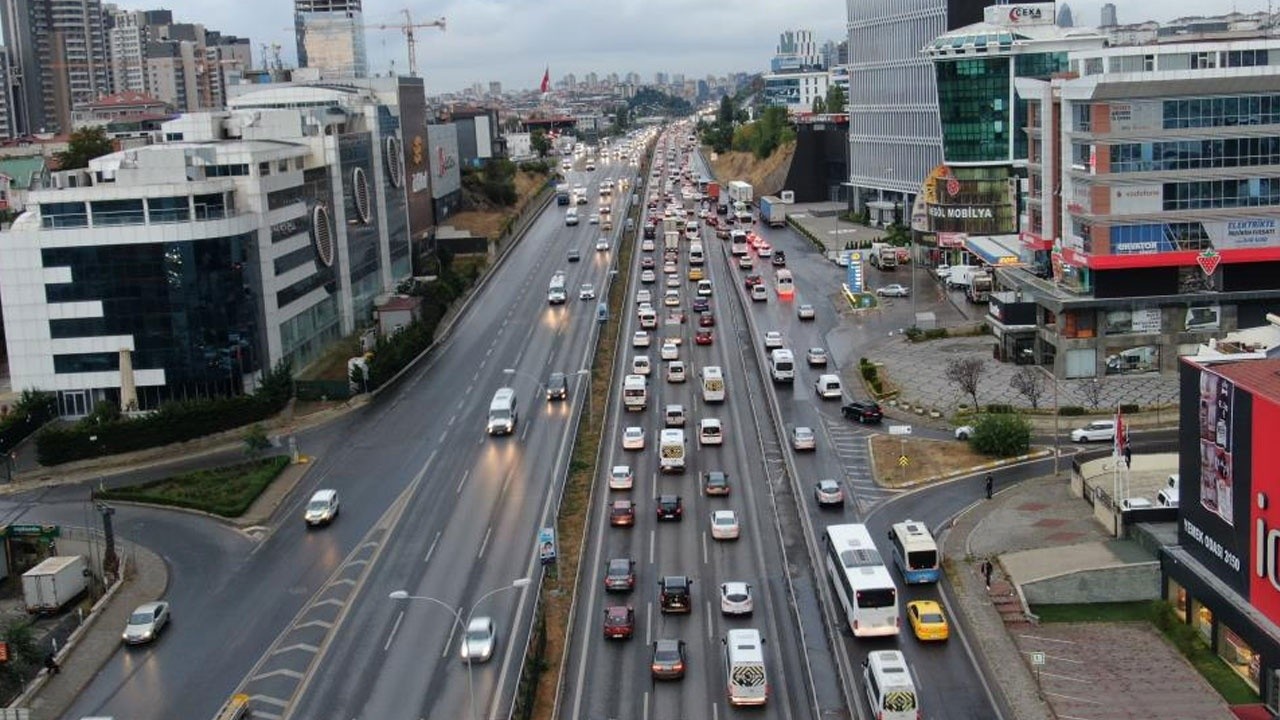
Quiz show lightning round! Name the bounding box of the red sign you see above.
[1250,395,1280,625]
[946,177,961,197]
[1197,249,1221,276]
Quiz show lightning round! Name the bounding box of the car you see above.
[666,360,687,383]
[695,329,713,345]
[716,203,728,215]
[460,616,496,663]
[698,207,709,219]
[656,494,683,521]
[579,283,596,300]
[660,340,681,360]
[756,243,773,258]
[641,269,656,284]
[663,261,678,274]
[663,403,686,428]
[792,426,816,451]
[610,499,636,526]
[305,489,340,526]
[716,225,732,239]
[772,251,787,267]
[642,237,656,251]
[650,639,687,679]
[641,256,656,270]
[604,558,636,592]
[632,331,650,348]
[589,213,600,225]
[906,599,950,641]
[1071,420,1116,443]
[622,426,645,450]
[710,509,740,540]
[595,237,609,251]
[546,372,568,401]
[737,255,755,270]
[567,249,581,262]
[750,284,769,302]
[691,297,710,312]
[719,582,753,615]
[955,425,974,440]
[877,284,910,297]
[814,479,845,507]
[763,331,784,350]
[665,275,681,288]
[585,162,596,171]
[699,311,715,327]
[842,401,884,424]
[603,605,635,639]
[699,418,723,446]
[636,289,652,304]
[806,347,828,366]
[703,470,730,496]
[658,575,692,613]
[664,290,680,306]
[609,465,634,490]
[933,263,952,279]
[743,274,763,289]
[122,601,170,645]
[814,374,843,399]
[688,267,705,281]
[797,304,816,320]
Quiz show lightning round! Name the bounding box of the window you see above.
[267,186,304,211]
[40,201,89,229]
[206,164,248,177]
[1073,103,1092,132]
[53,353,120,374]
[193,192,230,220]
[273,246,316,276]
[259,161,271,177]
[148,196,189,223]
[165,132,184,142]
[91,199,145,227]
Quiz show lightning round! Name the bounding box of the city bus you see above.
[887,519,941,584]
[823,524,899,637]
[775,269,795,299]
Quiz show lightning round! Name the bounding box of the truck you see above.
[706,181,720,203]
[733,201,754,227]
[659,428,686,473]
[727,180,753,206]
[23,555,88,614]
[664,230,681,251]
[758,196,786,227]
[868,243,898,270]
[945,265,981,291]
[662,216,682,234]
[967,271,993,303]
[555,183,571,206]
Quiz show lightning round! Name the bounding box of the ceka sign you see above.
[1197,248,1222,276]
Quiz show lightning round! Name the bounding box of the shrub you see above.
[985,403,1014,414]
[95,456,289,517]
[1120,403,1140,414]
[1058,406,1086,416]
[969,413,1032,458]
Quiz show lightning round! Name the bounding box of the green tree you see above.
[826,84,847,114]
[718,95,734,125]
[530,130,551,157]
[614,105,629,131]
[242,423,271,458]
[967,413,1032,457]
[811,97,826,114]
[57,127,114,170]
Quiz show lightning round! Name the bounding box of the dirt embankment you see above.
[444,170,548,239]
[705,141,795,197]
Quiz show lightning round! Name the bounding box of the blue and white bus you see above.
[823,524,899,637]
[887,519,941,584]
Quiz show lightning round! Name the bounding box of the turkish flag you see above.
[540,67,550,94]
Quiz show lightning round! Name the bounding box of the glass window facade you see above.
[1164,94,1280,129]
[90,199,145,227]
[1012,53,1069,161]
[1110,137,1280,172]
[274,246,316,276]
[377,106,411,279]
[41,201,89,229]
[148,196,190,224]
[1162,178,1280,211]
[936,56,1011,163]
[1110,222,1211,253]
[43,233,263,400]
[279,295,340,372]
[193,192,230,221]
[340,132,382,322]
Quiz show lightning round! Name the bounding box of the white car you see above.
[1070,420,1116,443]
[699,418,723,446]
[641,269,656,284]
[460,616,496,663]
[738,255,755,270]
[667,360,687,383]
[710,509,740,540]
[756,244,773,258]
[622,426,645,450]
[595,237,609,251]
[664,290,680,306]
[609,465,634,490]
[632,331,651,348]
[750,284,768,301]
[806,347,828,366]
[579,283,595,300]
[763,331,784,350]
[589,213,600,225]
[719,582,754,615]
[814,374,843,399]
[792,426,816,451]
[663,261,678,274]
[877,284,910,297]
[665,275,681,288]
[660,342,679,361]
[642,238,656,252]
[797,304,816,320]
[955,425,974,440]
[934,263,952,279]
[636,289,652,304]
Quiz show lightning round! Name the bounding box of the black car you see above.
[568,249,581,262]
[842,401,884,424]
[604,558,636,592]
[644,223,657,239]
[715,203,729,215]
[656,494,683,521]
[658,575,692,613]
[545,372,567,401]
[650,639,687,679]
[691,297,710,313]
[772,251,787,267]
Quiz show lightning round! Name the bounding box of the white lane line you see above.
[455,469,469,495]
[648,529,655,566]
[423,531,441,564]
[646,603,653,646]
[702,531,709,565]
[447,414,456,427]
[442,621,460,660]
[706,600,713,640]
[643,691,650,720]
[477,525,493,559]
[383,610,404,651]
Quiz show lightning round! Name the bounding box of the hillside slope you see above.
[704,141,795,198]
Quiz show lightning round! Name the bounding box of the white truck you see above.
[727,180,753,206]
[659,428,686,473]
[23,555,88,614]
[945,265,981,291]
[966,270,994,303]
[868,243,898,270]
[664,230,681,251]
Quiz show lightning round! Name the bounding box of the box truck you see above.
[23,555,88,614]
[727,180,753,206]
[758,196,786,227]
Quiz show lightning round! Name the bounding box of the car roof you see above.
[713,509,736,520]
[467,616,492,631]
[659,494,680,502]
[910,599,943,612]
[612,499,632,508]
[608,558,631,568]
[132,601,167,613]
[818,479,839,488]
[310,489,337,502]
[605,605,631,618]
[722,581,749,592]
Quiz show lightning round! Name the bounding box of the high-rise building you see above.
[1056,3,1074,28]
[653,71,668,86]
[846,0,997,223]
[2,0,110,136]
[1100,3,1118,27]
[0,46,12,139]
[488,81,501,96]
[772,29,821,72]
[294,0,367,79]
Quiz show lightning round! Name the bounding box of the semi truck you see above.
[868,243,898,270]
[758,196,786,227]
[23,555,88,614]
[727,180,753,206]
[555,183,571,206]
[706,181,720,203]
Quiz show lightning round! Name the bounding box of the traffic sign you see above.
[888,425,913,436]
[1030,651,1046,666]
[898,455,909,467]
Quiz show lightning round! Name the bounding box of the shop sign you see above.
[928,205,994,220]
[937,232,967,248]
[1112,234,1175,255]
[1104,309,1161,335]
[1249,397,1280,623]
[1110,185,1162,215]
[1205,219,1280,250]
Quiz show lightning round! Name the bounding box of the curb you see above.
[878,448,1054,489]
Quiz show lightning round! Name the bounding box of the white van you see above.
[486,387,518,435]
[660,428,686,473]
[622,374,647,411]
[769,349,794,383]
[565,208,579,226]
[632,355,651,376]
[862,650,918,720]
[724,628,768,706]
[688,242,705,266]
[814,373,842,399]
[701,366,725,402]
[638,307,657,329]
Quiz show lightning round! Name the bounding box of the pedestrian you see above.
[985,473,994,500]
[44,652,59,675]
[981,560,993,589]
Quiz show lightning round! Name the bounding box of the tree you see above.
[969,413,1032,457]
[614,105,629,131]
[1078,377,1104,410]
[826,84,847,114]
[810,97,826,114]
[57,127,114,170]
[242,423,271,458]
[1011,367,1047,409]
[945,356,986,410]
[530,130,551,158]
[718,95,734,125]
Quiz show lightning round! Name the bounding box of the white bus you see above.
[823,524,899,637]
[700,366,725,403]
[659,428,686,473]
[887,519,941,584]
[724,628,768,707]
[775,269,795,299]
[622,374,647,411]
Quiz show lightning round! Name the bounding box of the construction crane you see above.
[296,9,445,78]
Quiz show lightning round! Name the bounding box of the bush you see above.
[968,413,1032,458]
[1058,406,1086,416]
[985,403,1014,414]
[95,456,289,517]
[1120,403,1140,414]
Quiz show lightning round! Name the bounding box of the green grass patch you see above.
[1032,601,1155,623]
[95,455,289,518]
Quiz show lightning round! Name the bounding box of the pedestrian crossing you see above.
[821,418,901,513]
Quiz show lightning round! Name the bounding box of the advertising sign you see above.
[1249,394,1280,624]
[846,252,864,292]
[1205,219,1280,250]
[1199,370,1237,526]
[398,77,434,241]
[937,232,967,248]
[1185,305,1221,331]
[426,123,460,199]
[1110,185,1162,215]
[1107,101,1160,132]
[1111,230,1176,255]
[1104,308,1161,335]
[984,2,1055,25]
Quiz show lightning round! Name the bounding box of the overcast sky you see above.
[64,0,1280,92]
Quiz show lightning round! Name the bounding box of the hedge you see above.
[985,403,1015,414]
[1058,406,1086,416]
[1119,403,1141,414]
[94,455,290,518]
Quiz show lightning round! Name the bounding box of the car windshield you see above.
[725,590,748,601]
[466,626,490,642]
[920,611,945,624]
[307,500,329,513]
[128,610,153,625]
[609,560,628,573]
[715,514,733,525]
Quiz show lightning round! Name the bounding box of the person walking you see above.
[981,560,993,589]
[44,652,60,675]
[985,473,994,500]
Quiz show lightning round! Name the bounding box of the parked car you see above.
[954,425,974,440]
[842,401,884,424]
[877,284,910,297]
[1071,420,1116,443]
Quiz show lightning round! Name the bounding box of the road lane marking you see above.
[456,470,469,495]
[646,603,653,645]
[702,531,708,564]
[384,610,404,651]
[649,530,655,565]
[706,601,714,639]
[423,531,441,563]
[477,525,493,559]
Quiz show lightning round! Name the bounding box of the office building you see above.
[0,47,12,139]
[772,29,822,72]
[1000,35,1280,378]
[294,0,368,79]
[1056,2,1074,28]
[846,0,997,224]
[0,78,426,416]
[762,70,829,113]
[1100,3,1118,27]
[2,0,110,135]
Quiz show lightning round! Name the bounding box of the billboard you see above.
[398,77,434,242]
[1249,392,1280,623]
[426,123,461,199]
[1206,219,1280,250]
[1109,185,1162,215]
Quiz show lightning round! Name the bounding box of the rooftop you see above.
[1191,357,1280,401]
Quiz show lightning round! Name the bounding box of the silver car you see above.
[460,616,496,663]
[815,479,845,507]
[122,601,170,645]
[806,347,828,366]
[719,582,754,616]
[792,426,816,451]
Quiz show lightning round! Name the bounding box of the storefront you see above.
[1164,554,1269,695]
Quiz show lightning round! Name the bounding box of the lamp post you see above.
[390,577,531,720]
[1036,364,1060,477]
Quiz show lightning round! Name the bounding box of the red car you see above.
[610,500,636,527]
[699,312,715,327]
[603,605,635,639]
[695,329,713,345]
[705,216,719,228]
[743,274,763,290]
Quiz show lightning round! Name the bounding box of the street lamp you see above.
[1035,364,1060,477]
[389,576,532,720]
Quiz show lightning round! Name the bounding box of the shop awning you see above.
[964,234,1026,267]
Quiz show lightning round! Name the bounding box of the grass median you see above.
[94,455,289,517]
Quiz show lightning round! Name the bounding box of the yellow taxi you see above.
[906,600,950,641]
[687,267,705,281]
